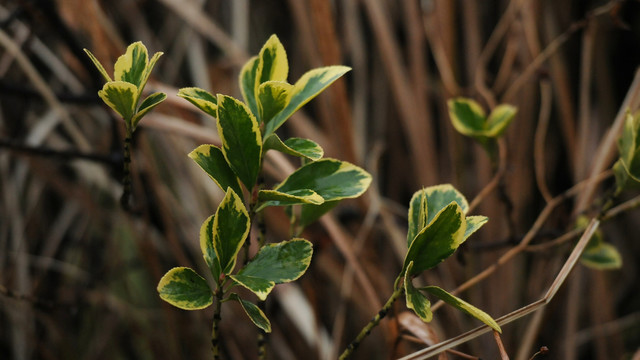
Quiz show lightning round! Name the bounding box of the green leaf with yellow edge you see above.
[213,188,250,275]
[407,189,429,247]
[230,239,313,301]
[617,111,640,182]
[580,242,623,270]
[256,34,288,85]
[464,215,488,241]
[138,51,163,95]
[98,81,138,122]
[216,94,262,189]
[448,97,516,139]
[257,81,292,124]
[263,134,323,161]
[157,267,213,310]
[264,66,351,136]
[239,56,260,117]
[228,293,271,333]
[448,98,486,136]
[404,262,432,323]
[486,104,517,137]
[274,158,371,202]
[403,203,466,276]
[132,92,166,128]
[114,41,148,87]
[178,87,218,118]
[83,48,112,82]
[423,285,501,333]
[199,215,222,282]
[257,189,324,210]
[188,144,243,197]
[423,184,470,222]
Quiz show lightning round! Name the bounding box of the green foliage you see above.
[576,216,622,270]
[614,110,640,191]
[403,186,498,331]
[156,34,370,351]
[85,42,166,131]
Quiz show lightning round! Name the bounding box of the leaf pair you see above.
[401,185,499,331]
[85,42,166,130]
[157,188,314,332]
[575,216,622,270]
[403,184,487,276]
[448,98,517,140]
[238,34,351,138]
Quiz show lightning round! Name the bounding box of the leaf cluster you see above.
[155,35,372,332]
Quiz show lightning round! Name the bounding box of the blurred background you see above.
[1,0,640,359]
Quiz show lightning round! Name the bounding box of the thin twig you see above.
[494,330,510,360]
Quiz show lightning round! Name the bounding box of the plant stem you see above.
[338,281,405,359]
[212,286,223,359]
[257,300,267,359]
[120,128,133,211]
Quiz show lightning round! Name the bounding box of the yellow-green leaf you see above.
[114,41,148,87]
[257,81,292,124]
[617,111,640,182]
[257,189,324,211]
[178,87,218,118]
[132,92,166,128]
[448,97,486,136]
[486,104,517,137]
[138,51,163,95]
[581,242,623,270]
[98,81,138,122]
[213,188,250,275]
[263,134,324,161]
[188,144,243,197]
[256,34,288,85]
[264,66,351,136]
[83,48,112,82]
[231,239,313,300]
[157,267,213,310]
[404,262,432,322]
[274,158,371,202]
[403,203,466,276]
[464,215,488,241]
[228,293,272,332]
[239,56,260,117]
[199,215,222,281]
[423,285,501,333]
[407,189,429,247]
[216,94,262,189]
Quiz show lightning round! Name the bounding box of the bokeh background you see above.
[1,0,640,359]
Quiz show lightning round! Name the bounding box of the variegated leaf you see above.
[216,94,262,190]
[256,34,288,85]
[264,66,351,136]
[423,285,501,333]
[83,48,112,82]
[213,188,250,275]
[178,87,218,118]
[188,144,243,197]
[98,81,138,122]
[132,92,166,128]
[257,189,324,210]
[403,203,466,276]
[228,293,271,332]
[199,215,221,281]
[239,56,260,117]
[157,267,213,310]
[114,41,148,88]
[404,262,432,322]
[257,81,292,124]
[263,134,323,161]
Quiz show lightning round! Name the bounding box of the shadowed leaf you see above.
[423,286,501,333]
[213,188,250,275]
[228,293,271,332]
[189,144,243,197]
[404,262,432,322]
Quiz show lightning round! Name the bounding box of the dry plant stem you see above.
[212,286,223,360]
[434,170,610,311]
[399,219,600,360]
[469,138,508,213]
[503,1,618,103]
[257,301,267,360]
[533,81,553,202]
[338,279,404,360]
[493,330,510,360]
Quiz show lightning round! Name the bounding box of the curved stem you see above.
[212,286,223,359]
[339,279,404,360]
